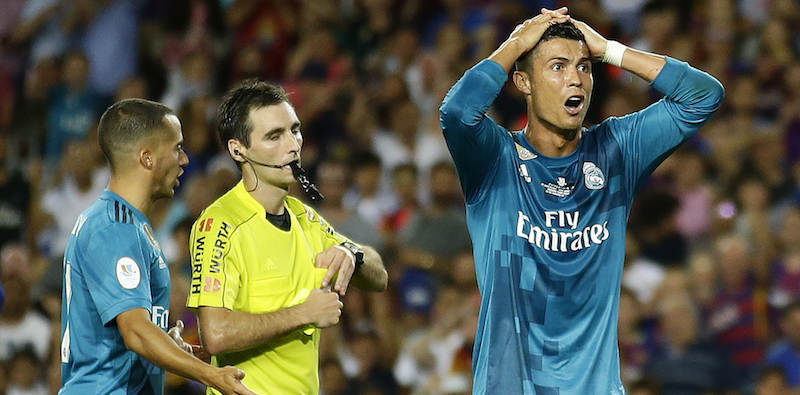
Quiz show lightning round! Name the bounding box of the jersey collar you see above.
[513,129,585,167]
[100,189,149,224]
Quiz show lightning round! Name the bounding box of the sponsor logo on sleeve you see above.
[198,218,214,233]
[116,257,141,289]
[191,221,231,295]
[203,277,221,293]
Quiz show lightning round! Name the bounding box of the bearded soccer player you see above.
[439,7,723,395]
[59,99,255,395]
[187,80,388,395]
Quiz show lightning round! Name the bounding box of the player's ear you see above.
[227,139,245,163]
[139,149,154,170]
[513,70,533,95]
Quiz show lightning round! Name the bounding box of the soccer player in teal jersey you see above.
[59,99,256,395]
[440,8,724,395]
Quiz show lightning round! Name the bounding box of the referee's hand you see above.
[300,288,343,328]
[315,246,356,296]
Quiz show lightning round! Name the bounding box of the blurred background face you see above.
[729,76,758,114]
[391,101,419,140]
[9,352,39,389]
[779,209,800,250]
[641,6,678,48]
[320,360,348,395]
[781,308,800,346]
[63,53,89,91]
[116,76,148,101]
[756,371,789,395]
[64,140,96,184]
[0,245,33,319]
[316,162,349,203]
[675,151,706,188]
[392,165,418,206]
[716,237,750,287]
[660,297,698,347]
[355,164,381,196]
[452,252,476,289]
[430,164,460,206]
[350,334,379,372]
[737,178,770,211]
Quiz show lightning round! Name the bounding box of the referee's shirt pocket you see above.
[248,276,293,313]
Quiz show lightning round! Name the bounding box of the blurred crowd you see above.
[1,0,800,394]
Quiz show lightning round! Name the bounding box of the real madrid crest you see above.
[143,223,161,251]
[583,162,605,190]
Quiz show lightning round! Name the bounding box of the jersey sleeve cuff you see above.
[649,57,688,96]
[100,298,151,326]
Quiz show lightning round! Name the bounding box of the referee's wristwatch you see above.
[340,241,364,271]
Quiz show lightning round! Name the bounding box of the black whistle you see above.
[289,161,324,201]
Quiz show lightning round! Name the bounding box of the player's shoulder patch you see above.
[116,257,141,289]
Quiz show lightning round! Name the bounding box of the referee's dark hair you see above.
[217,79,291,166]
[98,98,174,171]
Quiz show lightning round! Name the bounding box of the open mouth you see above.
[564,95,584,115]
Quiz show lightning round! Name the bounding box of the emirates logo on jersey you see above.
[516,210,610,252]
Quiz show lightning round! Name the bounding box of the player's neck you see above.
[524,122,581,158]
[242,175,288,215]
[108,174,153,216]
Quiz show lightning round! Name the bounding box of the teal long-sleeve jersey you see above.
[60,190,171,395]
[440,57,724,395]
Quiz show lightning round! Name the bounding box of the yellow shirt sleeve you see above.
[187,208,240,309]
[292,200,357,252]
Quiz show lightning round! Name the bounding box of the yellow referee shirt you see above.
[187,181,352,395]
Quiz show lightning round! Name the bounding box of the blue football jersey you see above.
[59,190,172,395]
[440,58,723,395]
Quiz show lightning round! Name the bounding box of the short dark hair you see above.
[515,21,586,74]
[98,98,174,170]
[217,79,290,153]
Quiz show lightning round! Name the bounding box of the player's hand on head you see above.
[569,19,609,62]
[301,288,343,328]
[167,320,193,354]
[315,246,356,296]
[211,366,259,395]
[508,7,570,52]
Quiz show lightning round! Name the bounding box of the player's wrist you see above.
[195,363,219,388]
[505,37,530,58]
[602,40,627,68]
